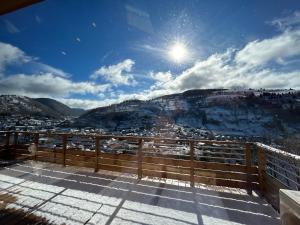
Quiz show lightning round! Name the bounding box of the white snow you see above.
[256,143,300,161]
[0,161,280,225]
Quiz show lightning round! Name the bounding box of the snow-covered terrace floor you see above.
[0,160,280,225]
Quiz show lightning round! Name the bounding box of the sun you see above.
[168,42,188,63]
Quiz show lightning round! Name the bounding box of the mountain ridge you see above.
[73,89,300,140]
[0,95,85,118]
[34,98,85,117]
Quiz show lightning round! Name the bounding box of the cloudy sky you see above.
[0,0,300,109]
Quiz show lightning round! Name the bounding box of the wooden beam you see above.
[100,158,138,168]
[13,132,18,146]
[95,137,100,172]
[297,161,300,191]
[62,135,67,167]
[245,143,252,195]
[258,146,266,194]
[98,164,137,174]
[1,130,264,191]
[13,132,18,158]
[101,152,138,161]
[264,174,288,211]
[190,141,195,187]
[137,138,143,179]
[12,131,245,146]
[142,155,257,173]
[34,133,39,161]
[4,131,10,147]
[0,0,43,15]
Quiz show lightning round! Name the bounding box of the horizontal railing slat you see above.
[1,130,266,191]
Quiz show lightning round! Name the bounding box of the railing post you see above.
[138,138,143,179]
[34,133,39,161]
[1,132,4,146]
[258,146,266,194]
[62,134,67,167]
[296,161,300,191]
[13,132,18,158]
[3,131,10,159]
[13,132,18,146]
[95,137,100,172]
[190,141,195,188]
[4,131,10,147]
[245,143,252,195]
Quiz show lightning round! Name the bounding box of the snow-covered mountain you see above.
[34,98,85,117]
[73,89,300,139]
[0,95,84,118]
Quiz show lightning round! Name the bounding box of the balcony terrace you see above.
[0,131,299,225]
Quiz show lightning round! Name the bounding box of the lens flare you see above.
[168,42,188,63]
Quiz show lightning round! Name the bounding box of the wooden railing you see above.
[255,142,300,210]
[1,131,299,210]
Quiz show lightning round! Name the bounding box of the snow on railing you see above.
[256,142,300,191]
[1,130,299,193]
[1,130,257,192]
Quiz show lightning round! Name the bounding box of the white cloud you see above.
[58,95,137,109]
[58,87,176,109]
[146,22,300,94]
[0,42,70,78]
[35,63,70,78]
[91,59,136,86]
[2,10,300,111]
[84,48,300,109]
[0,42,31,74]
[270,11,300,30]
[58,98,102,109]
[157,49,238,91]
[0,42,111,99]
[235,30,300,67]
[66,18,300,109]
[57,53,300,109]
[150,71,173,83]
[154,47,300,92]
[0,73,111,98]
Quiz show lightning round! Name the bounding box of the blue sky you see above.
[0,0,300,109]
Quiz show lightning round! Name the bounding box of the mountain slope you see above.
[0,95,84,118]
[34,98,85,117]
[73,89,300,139]
[0,95,61,118]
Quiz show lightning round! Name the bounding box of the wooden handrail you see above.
[254,142,300,210]
[2,130,300,211]
[0,130,264,204]
[255,142,300,161]
[0,131,245,145]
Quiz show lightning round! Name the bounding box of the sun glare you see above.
[168,42,188,63]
